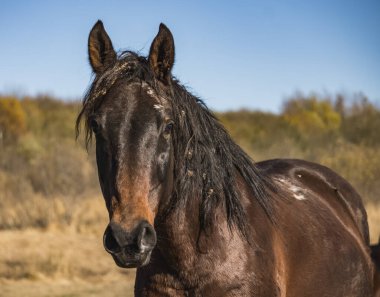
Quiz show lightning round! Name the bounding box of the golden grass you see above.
[0,228,135,297]
[0,187,380,297]
[0,196,135,296]
[0,195,107,234]
[0,197,378,296]
[367,203,380,244]
[0,280,134,297]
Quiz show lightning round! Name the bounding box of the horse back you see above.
[258,158,369,243]
[256,158,373,296]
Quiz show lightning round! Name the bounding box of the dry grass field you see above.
[0,197,378,297]
[367,203,380,244]
[0,197,135,297]
[0,229,135,297]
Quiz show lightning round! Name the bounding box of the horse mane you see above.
[76,51,276,238]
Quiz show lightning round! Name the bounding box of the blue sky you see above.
[1,0,379,112]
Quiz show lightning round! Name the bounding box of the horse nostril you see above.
[103,222,156,255]
[103,225,121,253]
[137,222,157,253]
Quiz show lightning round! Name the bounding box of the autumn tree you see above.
[0,97,26,144]
[341,96,380,147]
[282,95,341,145]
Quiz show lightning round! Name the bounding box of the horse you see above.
[76,21,374,296]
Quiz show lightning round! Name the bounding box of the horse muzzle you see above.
[103,220,156,268]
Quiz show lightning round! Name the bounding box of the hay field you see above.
[0,197,378,297]
[0,197,134,297]
[0,223,135,296]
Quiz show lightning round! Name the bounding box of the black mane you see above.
[76,51,275,238]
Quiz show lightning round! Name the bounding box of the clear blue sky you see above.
[1,0,379,112]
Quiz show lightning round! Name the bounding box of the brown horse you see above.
[76,21,374,296]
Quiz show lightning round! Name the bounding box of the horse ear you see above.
[148,23,175,84]
[88,20,117,74]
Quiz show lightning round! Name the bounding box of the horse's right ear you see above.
[148,23,175,84]
[88,20,117,74]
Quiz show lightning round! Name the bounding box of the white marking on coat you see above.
[142,83,167,111]
[153,104,164,110]
[293,192,306,200]
[290,185,306,200]
[274,177,307,200]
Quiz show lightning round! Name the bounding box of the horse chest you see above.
[136,240,278,297]
[136,270,277,297]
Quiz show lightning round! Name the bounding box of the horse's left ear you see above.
[88,20,117,74]
[148,23,175,84]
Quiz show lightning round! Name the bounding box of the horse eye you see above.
[164,121,174,135]
[90,118,100,133]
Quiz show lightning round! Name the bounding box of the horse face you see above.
[92,81,174,267]
[85,21,175,268]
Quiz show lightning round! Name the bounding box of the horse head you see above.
[78,21,176,268]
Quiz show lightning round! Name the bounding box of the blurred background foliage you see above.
[0,93,379,230]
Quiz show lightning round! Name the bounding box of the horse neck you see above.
[156,191,202,250]
[154,171,257,271]
[155,190,227,271]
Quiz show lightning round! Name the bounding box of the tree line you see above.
[0,92,379,228]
